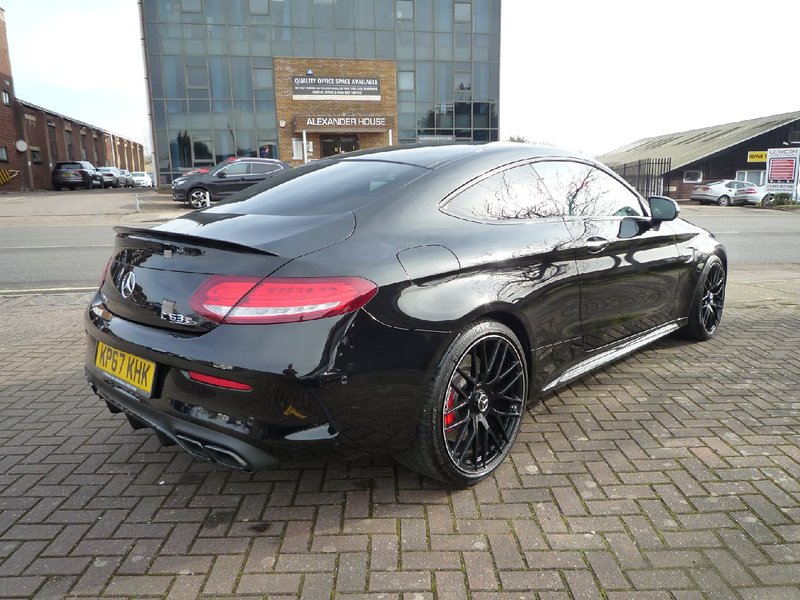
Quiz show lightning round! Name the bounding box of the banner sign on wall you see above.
[292,76,381,101]
[766,148,800,194]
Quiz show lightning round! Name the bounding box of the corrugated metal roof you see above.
[599,110,800,170]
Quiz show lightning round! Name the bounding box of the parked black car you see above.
[172,157,291,208]
[85,143,727,486]
[51,160,102,190]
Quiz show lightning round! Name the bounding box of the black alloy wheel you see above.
[402,320,528,486]
[681,255,726,341]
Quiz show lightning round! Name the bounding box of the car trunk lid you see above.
[101,211,355,333]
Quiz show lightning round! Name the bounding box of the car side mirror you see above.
[217,169,227,178]
[648,196,679,222]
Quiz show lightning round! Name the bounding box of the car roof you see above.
[229,157,286,163]
[338,142,583,171]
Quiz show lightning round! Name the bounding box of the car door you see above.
[440,162,583,388]
[533,160,685,351]
[208,161,251,199]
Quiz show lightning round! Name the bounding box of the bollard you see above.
[135,193,140,212]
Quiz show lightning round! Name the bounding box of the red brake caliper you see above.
[444,389,456,428]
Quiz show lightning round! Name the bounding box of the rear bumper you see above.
[86,370,282,471]
[83,291,445,470]
[53,176,90,186]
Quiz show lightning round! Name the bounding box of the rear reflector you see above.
[188,371,253,391]
[99,257,113,289]
[190,276,378,324]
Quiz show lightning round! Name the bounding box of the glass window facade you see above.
[141,0,500,184]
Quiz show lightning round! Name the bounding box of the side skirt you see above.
[541,321,683,394]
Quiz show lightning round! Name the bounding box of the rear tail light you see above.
[189,276,378,325]
[187,371,252,391]
[742,187,757,194]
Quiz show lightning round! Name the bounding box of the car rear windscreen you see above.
[213,160,427,216]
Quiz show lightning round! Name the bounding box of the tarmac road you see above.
[0,189,189,293]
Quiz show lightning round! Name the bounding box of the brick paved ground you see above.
[1,292,800,599]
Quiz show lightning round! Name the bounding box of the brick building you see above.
[274,57,397,165]
[0,8,145,192]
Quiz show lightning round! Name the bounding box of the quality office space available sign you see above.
[765,148,800,194]
[292,76,381,101]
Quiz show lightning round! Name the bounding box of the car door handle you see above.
[585,237,609,253]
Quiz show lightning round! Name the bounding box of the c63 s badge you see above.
[161,299,196,325]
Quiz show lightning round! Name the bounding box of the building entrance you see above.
[321,135,359,158]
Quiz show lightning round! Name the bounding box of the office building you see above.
[139,0,500,183]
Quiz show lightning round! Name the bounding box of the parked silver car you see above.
[690,180,751,206]
[119,169,134,188]
[97,167,126,189]
[733,183,773,206]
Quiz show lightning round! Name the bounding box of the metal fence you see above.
[609,158,672,198]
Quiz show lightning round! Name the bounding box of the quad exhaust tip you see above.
[175,433,251,471]
[91,381,253,471]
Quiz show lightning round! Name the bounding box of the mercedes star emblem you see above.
[120,271,136,299]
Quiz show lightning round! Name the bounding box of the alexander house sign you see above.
[292,76,381,101]
[295,115,389,132]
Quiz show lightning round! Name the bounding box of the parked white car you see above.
[733,183,773,206]
[690,180,752,206]
[131,171,154,187]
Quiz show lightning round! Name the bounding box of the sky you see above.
[3,0,799,157]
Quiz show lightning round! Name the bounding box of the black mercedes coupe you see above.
[84,143,726,486]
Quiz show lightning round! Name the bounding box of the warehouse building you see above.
[600,111,800,199]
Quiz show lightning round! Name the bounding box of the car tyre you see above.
[717,195,730,207]
[400,320,528,487]
[680,255,726,341]
[189,188,210,208]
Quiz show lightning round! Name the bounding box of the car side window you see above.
[225,162,250,176]
[251,162,281,175]
[442,163,561,222]
[533,161,643,217]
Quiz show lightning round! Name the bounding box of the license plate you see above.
[94,341,156,396]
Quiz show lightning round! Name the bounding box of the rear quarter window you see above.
[442,163,562,222]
